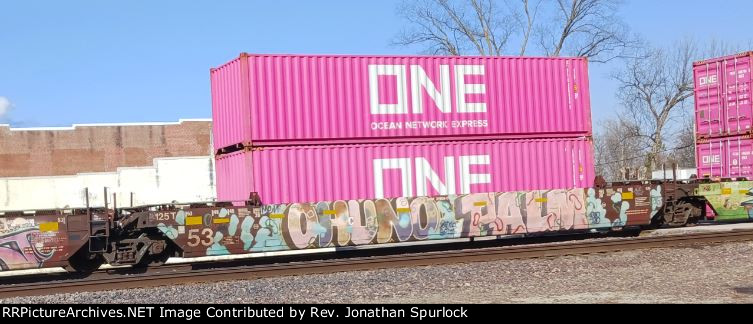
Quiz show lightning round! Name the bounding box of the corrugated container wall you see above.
[211,54,592,150]
[694,52,753,138]
[696,136,753,179]
[215,138,595,204]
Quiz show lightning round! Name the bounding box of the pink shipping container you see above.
[215,138,595,204]
[211,53,592,150]
[694,51,753,138]
[696,136,753,179]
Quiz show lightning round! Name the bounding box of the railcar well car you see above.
[0,177,750,273]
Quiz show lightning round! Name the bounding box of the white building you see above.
[0,156,216,210]
[651,168,697,180]
[0,120,216,211]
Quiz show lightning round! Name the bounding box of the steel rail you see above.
[1,229,752,299]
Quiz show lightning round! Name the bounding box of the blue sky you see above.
[0,0,751,127]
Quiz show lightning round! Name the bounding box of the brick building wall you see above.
[0,119,212,177]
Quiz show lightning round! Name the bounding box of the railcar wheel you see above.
[143,251,171,267]
[64,248,104,273]
[134,247,173,268]
[666,202,700,227]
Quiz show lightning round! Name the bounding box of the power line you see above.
[595,144,694,167]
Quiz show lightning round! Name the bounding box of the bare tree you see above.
[595,116,696,181]
[594,119,648,181]
[394,0,516,55]
[705,38,751,59]
[612,40,697,177]
[664,116,697,170]
[538,0,636,62]
[517,0,543,56]
[394,0,636,61]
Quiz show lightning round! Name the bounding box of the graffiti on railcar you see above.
[457,190,589,236]
[157,189,613,255]
[741,187,753,220]
[0,218,56,270]
[698,181,753,221]
[241,204,284,252]
[650,186,663,218]
[156,210,185,240]
[205,207,239,256]
[135,180,753,259]
[155,208,250,256]
[585,184,659,228]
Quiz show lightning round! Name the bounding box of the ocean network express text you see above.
[371,120,488,130]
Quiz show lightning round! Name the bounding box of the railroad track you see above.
[1,229,752,299]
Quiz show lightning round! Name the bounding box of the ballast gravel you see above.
[3,239,753,304]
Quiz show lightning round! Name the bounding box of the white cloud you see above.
[0,97,11,117]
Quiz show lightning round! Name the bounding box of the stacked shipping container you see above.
[695,52,753,179]
[216,138,594,204]
[211,53,595,204]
